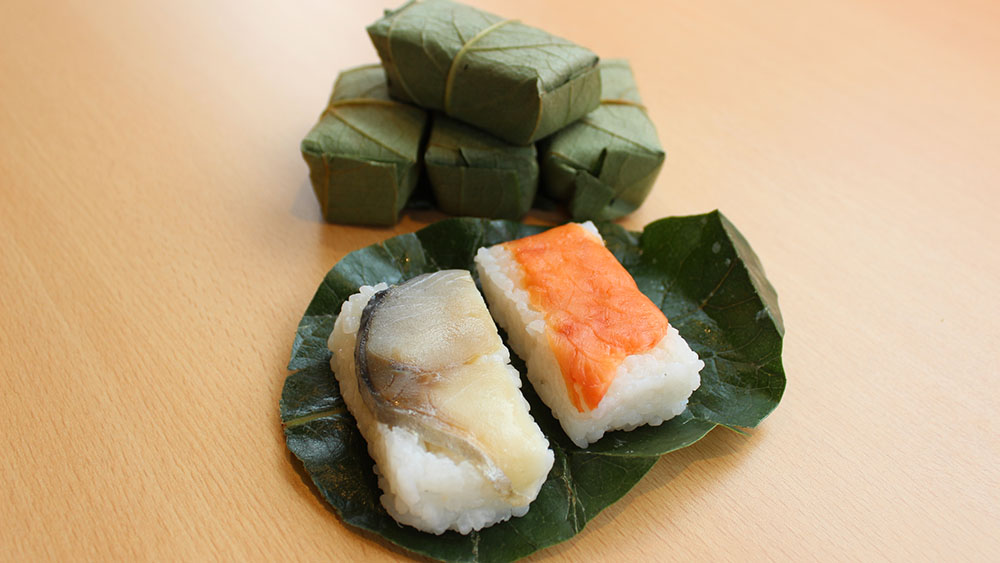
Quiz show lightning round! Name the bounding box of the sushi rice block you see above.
[475,222,704,447]
[328,270,554,535]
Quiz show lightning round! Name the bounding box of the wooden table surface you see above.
[2,0,998,560]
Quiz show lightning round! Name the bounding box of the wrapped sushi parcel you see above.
[424,114,539,220]
[300,64,429,226]
[476,222,703,447]
[328,270,554,535]
[539,60,666,221]
[367,0,602,145]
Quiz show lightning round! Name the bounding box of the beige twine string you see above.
[321,98,409,119]
[600,99,647,110]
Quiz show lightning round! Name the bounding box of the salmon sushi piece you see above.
[475,222,704,447]
[328,270,553,534]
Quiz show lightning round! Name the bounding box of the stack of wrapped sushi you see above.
[301,0,666,225]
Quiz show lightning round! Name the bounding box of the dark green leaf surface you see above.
[540,60,666,221]
[425,114,539,219]
[300,64,429,226]
[367,0,601,145]
[282,212,785,561]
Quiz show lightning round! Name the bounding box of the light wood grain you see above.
[2,0,998,561]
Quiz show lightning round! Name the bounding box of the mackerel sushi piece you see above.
[475,223,704,447]
[328,270,553,534]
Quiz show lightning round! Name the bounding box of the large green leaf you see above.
[281,211,785,561]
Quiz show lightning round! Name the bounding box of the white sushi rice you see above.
[475,223,705,447]
[328,283,550,535]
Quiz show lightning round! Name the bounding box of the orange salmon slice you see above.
[504,223,669,412]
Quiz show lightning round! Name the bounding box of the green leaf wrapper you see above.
[367,0,602,145]
[300,64,430,226]
[540,60,666,221]
[281,212,785,562]
[424,114,539,219]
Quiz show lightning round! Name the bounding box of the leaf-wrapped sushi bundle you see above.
[367,0,602,145]
[539,60,666,221]
[300,64,429,226]
[424,115,539,220]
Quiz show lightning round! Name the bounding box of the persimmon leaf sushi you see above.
[300,64,429,226]
[367,0,602,145]
[539,59,665,221]
[475,222,704,447]
[424,114,539,220]
[327,270,554,534]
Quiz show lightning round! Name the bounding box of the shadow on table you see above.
[290,179,324,223]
